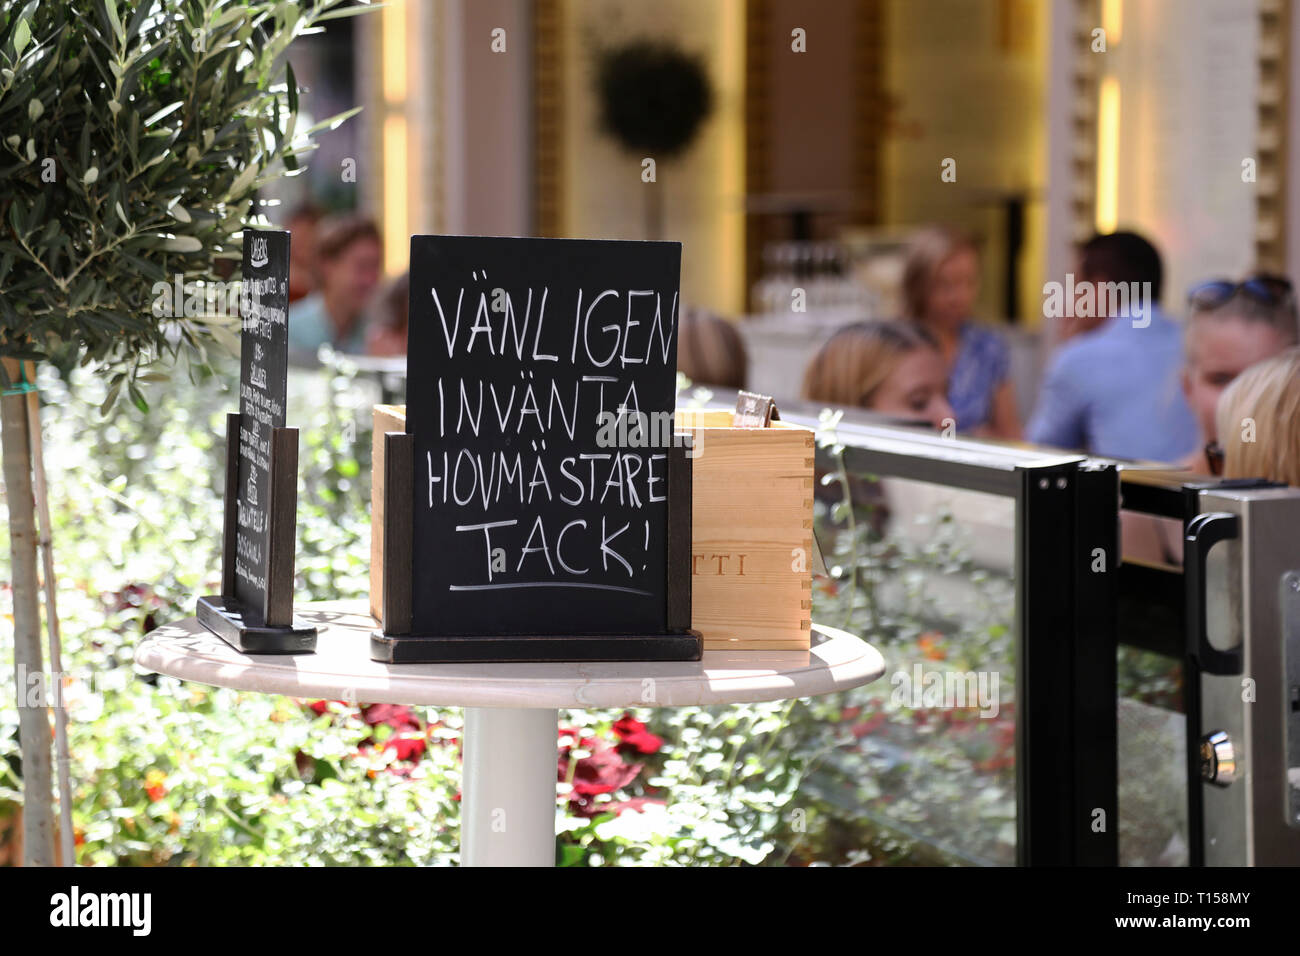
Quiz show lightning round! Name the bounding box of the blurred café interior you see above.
[274,0,1292,419]
[270,0,1300,867]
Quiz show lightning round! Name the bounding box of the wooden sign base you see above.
[197,411,318,655]
[370,629,702,664]
[373,431,700,663]
[198,595,319,654]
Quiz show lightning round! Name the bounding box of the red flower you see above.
[103,583,162,633]
[569,747,642,797]
[144,768,168,802]
[385,732,427,761]
[850,712,887,738]
[348,704,429,773]
[558,728,646,817]
[917,631,946,661]
[361,703,420,731]
[611,712,663,755]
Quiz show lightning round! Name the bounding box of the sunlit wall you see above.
[1103,0,1261,309]
[882,0,1050,324]
[556,0,747,317]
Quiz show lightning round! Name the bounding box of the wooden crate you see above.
[370,405,814,649]
[676,410,813,650]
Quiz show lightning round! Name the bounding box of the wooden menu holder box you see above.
[197,412,317,654]
[675,408,814,651]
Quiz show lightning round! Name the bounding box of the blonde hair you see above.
[801,319,938,409]
[1217,346,1300,486]
[677,307,747,389]
[902,225,978,322]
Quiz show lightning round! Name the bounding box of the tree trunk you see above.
[1,358,55,866]
[28,387,74,866]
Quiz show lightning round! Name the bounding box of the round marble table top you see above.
[134,600,886,709]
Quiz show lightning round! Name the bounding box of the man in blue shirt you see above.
[1027,232,1199,462]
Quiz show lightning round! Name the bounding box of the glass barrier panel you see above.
[1116,506,1188,865]
[805,443,1018,865]
[1115,667,1187,866]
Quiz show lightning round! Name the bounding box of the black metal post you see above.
[1016,461,1082,865]
[1071,462,1119,865]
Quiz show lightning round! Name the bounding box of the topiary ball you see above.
[595,40,714,158]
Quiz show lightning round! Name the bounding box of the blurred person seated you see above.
[288,215,382,355]
[1027,231,1198,461]
[366,272,409,357]
[677,306,747,389]
[1180,274,1298,473]
[903,225,1021,439]
[1054,238,1116,343]
[1218,346,1300,486]
[1123,276,1297,567]
[285,202,323,303]
[802,319,1011,565]
[801,318,954,428]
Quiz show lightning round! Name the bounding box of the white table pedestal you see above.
[462,707,559,866]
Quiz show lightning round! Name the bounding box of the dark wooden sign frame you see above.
[371,432,699,664]
[198,413,316,653]
[369,234,701,664]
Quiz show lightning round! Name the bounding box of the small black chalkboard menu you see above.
[235,230,289,610]
[372,235,698,663]
[197,228,316,653]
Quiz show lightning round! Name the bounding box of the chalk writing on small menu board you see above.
[406,236,682,636]
[234,228,290,615]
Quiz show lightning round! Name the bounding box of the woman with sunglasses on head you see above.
[1122,274,1298,568]
[1181,274,1298,474]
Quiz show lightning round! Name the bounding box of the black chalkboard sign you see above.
[197,228,315,653]
[373,235,698,662]
[234,228,289,610]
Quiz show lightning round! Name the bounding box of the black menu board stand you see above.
[372,433,696,662]
[371,235,700,663]
[197,229,317,654]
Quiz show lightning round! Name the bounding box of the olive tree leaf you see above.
[0,0,375,411]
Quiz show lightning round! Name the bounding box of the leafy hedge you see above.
[0,362,1181,865]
